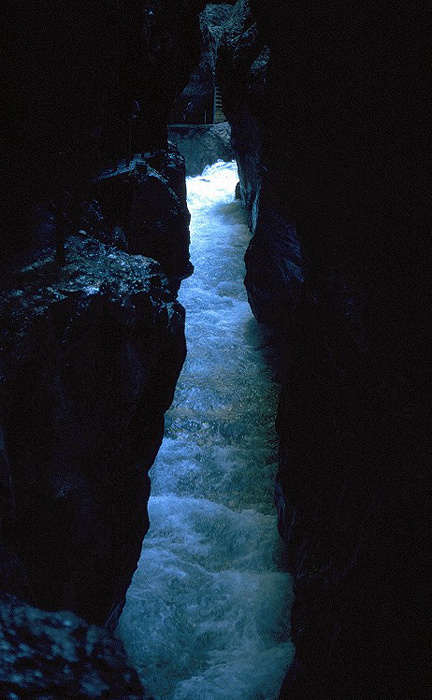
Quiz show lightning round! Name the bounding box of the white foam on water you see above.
[118,161,294,699]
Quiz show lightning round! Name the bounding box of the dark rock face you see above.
[220,1,431,698]
[0,237,186,629]
[172,3,234,123]
[217,0,268,220]
[168,123,233,176]
[130,0,208,144]
[127,165,190,277]
[244,208,304,325]
[1,1,206,695]
[0,595,145,700]
[1,2,209,693]
[89,146,193,284]
[1,0,206,261]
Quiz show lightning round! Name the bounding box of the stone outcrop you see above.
[0,595,146,700]
[217,0,305,324]
[0,236,186,629]
[0,232,186,697]
[88,145,193,286]
[244,209,304,325]
[219,1,431,698]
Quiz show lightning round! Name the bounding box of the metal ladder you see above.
[213,86,226,123]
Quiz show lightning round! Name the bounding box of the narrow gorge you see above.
[1,2,430,700]
[118,161,294,699]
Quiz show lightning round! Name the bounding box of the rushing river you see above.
[118,160,294,700]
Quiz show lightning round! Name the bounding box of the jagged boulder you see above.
[0,236,186,629]
[127,169,190,281]
[88,145,193,284]
[0,595,145,700]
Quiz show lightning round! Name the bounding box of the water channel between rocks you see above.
[118,160,295,700]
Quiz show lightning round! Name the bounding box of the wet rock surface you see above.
[168,123,233,176]
[244,208,304,325]
[0,237,186,628]
[88,145,192,283]
[220,1,431,698]
[0,595,146,700]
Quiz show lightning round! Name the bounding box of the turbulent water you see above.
[118,160,294,700]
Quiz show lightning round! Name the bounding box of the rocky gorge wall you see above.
[0,175,188,697]
[1,2,209,697]
[218,1,431,698]
[1,2,430,698]
[0,595,145,699]
[0,235,186,626]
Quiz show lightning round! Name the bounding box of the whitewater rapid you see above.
[118,160,294,700]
